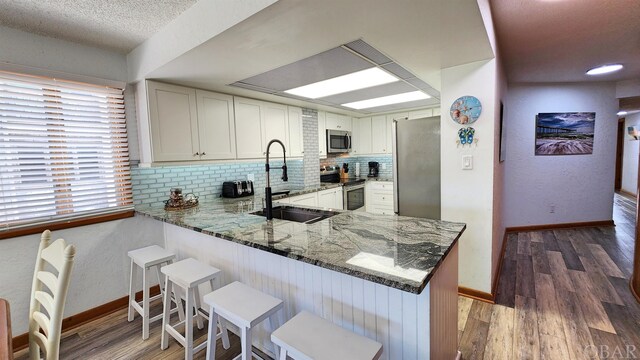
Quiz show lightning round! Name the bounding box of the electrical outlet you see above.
[247,173,255,182]
[550,204,555,214]
[381,163,387,170]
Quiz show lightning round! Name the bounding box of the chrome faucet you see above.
[264,139,288,220]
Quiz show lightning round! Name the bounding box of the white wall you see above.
[0,25,126,82]
[622,113,640,195]
[504,83,618,227]
[441,59,498,294]
[0,216,163,335]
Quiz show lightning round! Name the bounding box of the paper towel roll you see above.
[355,163,360,177]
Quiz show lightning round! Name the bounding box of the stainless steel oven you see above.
[327,129,352,154]
[343,183,365,211]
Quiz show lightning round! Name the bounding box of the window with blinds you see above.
[0,70,133,231]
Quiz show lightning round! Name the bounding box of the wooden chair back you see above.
[0,298,12,360]
[28,230,75,360]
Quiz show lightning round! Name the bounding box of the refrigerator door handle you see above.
[392,119,399,214]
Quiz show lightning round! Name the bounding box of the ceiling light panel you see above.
[319,81,416,104]
[586,64,623,76]
[284,68,398,99]
[342,91,430,109]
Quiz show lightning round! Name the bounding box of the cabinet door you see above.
[318,189,336,209]
[354,117,372,155]
[318,111,327,158]
[289,193,318,207]
[147,81,199,161]
[408,108,433,120]
[334,188,344,209]
[371,115,387,154]
[263,102,288,158]
[325,113,352,131]
[287,106,304,157]
[196,90,236,160]
[234,97,264,159]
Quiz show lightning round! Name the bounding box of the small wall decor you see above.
[450,95,482,125]
[535,112,595,155]
[457,127,478,147]
[628,126,640,140]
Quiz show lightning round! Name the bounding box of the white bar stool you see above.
[271,311,383,360]
[127,245,181,340]
[204,281,283,360]
[160,258,230,360]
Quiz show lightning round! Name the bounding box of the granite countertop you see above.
[135,195,465,294]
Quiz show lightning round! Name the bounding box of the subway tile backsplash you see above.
[131,160,304,206]
[321,154,393,178]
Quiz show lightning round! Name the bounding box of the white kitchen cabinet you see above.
[147,81,199,162]
[352,117,372,156]
[408,108,434,120]
[234,97,264,159]
[366,181,394,214]
[325,112,352,131]
[287,106,304,157]
[288,193,318,207]
[263,102,288,158]
[318,111,327,158]
[386,113,407,153]
[433,107,441,116]
[317,187,343,209]
[196,90,236,160]
[371,115,388,154]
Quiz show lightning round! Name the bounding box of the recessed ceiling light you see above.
[586,64,623,76]
[617,111,628,116]
[284,68,398,99]
[342,91,430,110]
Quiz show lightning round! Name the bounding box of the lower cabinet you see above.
[366,181,394,214]
[317,187,343,209]
[288,193,318,207]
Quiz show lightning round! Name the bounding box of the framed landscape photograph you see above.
[535,112,596,155]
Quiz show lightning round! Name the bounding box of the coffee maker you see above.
[368,161,379,177]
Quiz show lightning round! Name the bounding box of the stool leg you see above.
[174,285,186,322]
[205,306,218,360]
[241,326,252,360]
[160,277,172,350]
[185,287,194,360]
[127,258,136,322]
[155,263,165,300]
[268,314,280,360]
[279,349,287,360]
[193,286,204,330]
[142,265,150,340]
[219,317,230,350]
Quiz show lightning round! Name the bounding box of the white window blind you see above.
[0,70,133,230]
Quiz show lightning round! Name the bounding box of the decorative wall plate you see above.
[450,96,482,125]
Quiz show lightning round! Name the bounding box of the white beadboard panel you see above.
[163,222,433,359]
[429,243,459,359]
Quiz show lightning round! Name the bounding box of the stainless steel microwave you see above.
[327,129,352,154]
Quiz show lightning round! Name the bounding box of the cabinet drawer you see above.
[369,193,393,205]
[368,181,393,191]
[368,204,395,215]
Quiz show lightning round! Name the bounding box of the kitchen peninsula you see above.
[136,195,465,360]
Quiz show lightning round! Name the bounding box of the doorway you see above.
[615,118,625,191]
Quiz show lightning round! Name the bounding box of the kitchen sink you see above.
[250,206,339,224]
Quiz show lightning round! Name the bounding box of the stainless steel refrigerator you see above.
[392,116,441,219]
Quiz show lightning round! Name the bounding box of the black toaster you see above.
[222,180,254,198]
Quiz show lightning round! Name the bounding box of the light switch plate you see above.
[247,173,255,182]
[462,155,473,170]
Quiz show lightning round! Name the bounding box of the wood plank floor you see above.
[13,193,640,359]
[459,192,640,360]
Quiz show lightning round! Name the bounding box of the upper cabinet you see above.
[147,81,200,162]
[325,112,352,131]
[196,90,236,160]
[288,106,304,158]
[262,102,288,158]
[352,117,372,156]
[318,111,327,159]
[234,97,264,159]
[371,115,388,154]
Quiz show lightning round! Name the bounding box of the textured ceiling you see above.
[492,0,640,83]
[0,0,198,53]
